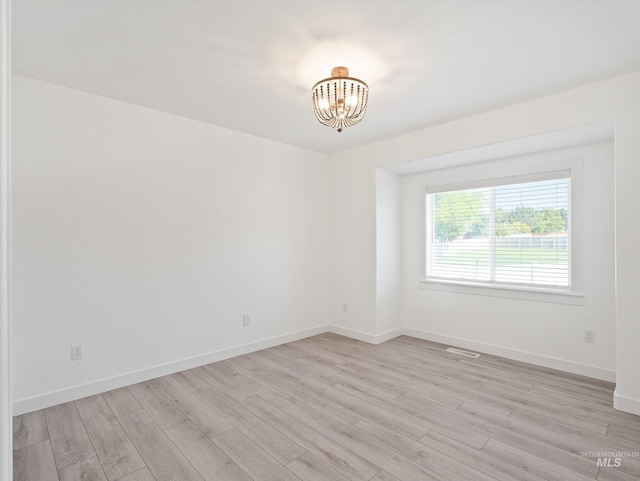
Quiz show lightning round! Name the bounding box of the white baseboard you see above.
[13,325,329,415]
[613,389,640,416]
[14,323,620,415]
[402,327,616,383]
[328,325,403,345]
[373,327,404,344]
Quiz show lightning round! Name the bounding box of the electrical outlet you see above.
[243,314,251,327]
[71,345,83,361]
[342,304,348,314]
[584,330,595,344]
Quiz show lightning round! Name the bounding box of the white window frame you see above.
[420,157,584,305]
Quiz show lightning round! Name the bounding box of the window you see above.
[426,171,571,289]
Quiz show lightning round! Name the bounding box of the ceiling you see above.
[12,0,640,154]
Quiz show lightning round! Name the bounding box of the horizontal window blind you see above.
[426,173,571,288]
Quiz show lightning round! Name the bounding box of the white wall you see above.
[12,75,330,413]
[329,70,640,415]
[0,2,12,479]
[375,170,402,338]
[327,156,377,338]
[400,142,615,379]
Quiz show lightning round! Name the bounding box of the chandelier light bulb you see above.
[312,66,368,133]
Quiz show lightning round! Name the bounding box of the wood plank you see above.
[112,468,157,481]
[529,383,613,409]
[214,359,298,408]
[127,381,187,430]
[287,376,365,427]
[13,440,59,481]
[269,343,306,361]
[337,386,488,449]
[483,381,611,434]
[242,396,380,481]
[195,387,306,464]
[283,402,444,481]
[503,406,640,479]
[149,375,233,437]
[422,430,548,481]
[354,418,497,481]
[13,410,49,450]
[426,374,517,415]
[58,454,107,481]
[250,366,366,429]
[74,394,145,480]
[371,472,402,481]
[510,406,609,438]
[284,337,382,370]
[165,421,252,481]
[119,409,204,481]
[102,387,143,417]
[171,369,212,393]
[340,362,472,411]
[246,351,308,382]
[221,354,261,374]
[234,373,298,409]
[43,402,95,469]
[297,376,426,438]
[458,400,597,454]
[597,466,640,481]
[260,342,382,399]
[481,438,595,481]
[213,429,301,481]
[286,354,406,400]
[516,363,615,393]
[193,364,255,401]
[440,359,536,391]
[286,452,351,481]
[606,423,640,445]
[455,401,599,478]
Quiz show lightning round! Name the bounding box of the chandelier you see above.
[312,66,368,132]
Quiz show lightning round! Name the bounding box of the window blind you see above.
[426,172,571,288]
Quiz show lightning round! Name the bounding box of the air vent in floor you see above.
[446,347,480,358]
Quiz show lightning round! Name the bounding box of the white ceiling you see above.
[12,0,640,154]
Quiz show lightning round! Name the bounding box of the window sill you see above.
[419,278,584,305]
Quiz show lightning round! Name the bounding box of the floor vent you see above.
[446,347,480,358]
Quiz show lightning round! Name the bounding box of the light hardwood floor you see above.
[12,334,640,481]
